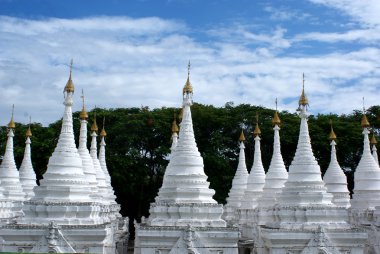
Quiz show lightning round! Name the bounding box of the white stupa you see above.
[351,114,380,210]
[0,109,25,202]
[370,134,379,165]
[223,130,249,223]
[135,63,239,254]
[240,116,266,211]
[98,117,118,203]
[19,124,37,199]
[323,123,350,208]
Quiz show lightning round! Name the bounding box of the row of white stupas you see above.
[0,63,128,254]
[135,66,380,254]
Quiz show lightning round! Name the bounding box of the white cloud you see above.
[0,15,380,127]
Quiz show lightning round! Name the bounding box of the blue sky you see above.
[1,0,380,125]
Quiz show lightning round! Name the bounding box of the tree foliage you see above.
[0,104,378,223]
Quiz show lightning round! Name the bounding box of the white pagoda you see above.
[134,63,239,254]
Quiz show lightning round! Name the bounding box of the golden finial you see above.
[178,107,184,122]
[361,98,370,128]
[100,117,107,137]
[171,114,179,134]
[8,104,15,129]
[298,73,309,106]
[91,110,98,132]
[253,113,261,137]
[329,120,337,141]
[183,60,193,95]
[370,133,377,145]
[272,98,281,126]
[80,89,88,120]
[239,129,246,142]
[25,116,32,137]
[64,59,75,93]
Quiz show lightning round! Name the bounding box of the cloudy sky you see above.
[1,0,380,125]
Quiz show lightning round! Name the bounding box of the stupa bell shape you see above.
[19,127,37,199]
[223,130,249,222]
[0,118,25,201]
[351,116,380,210]
[31,78,92,202]
[278,87,332,206]
[98,124,118,203]
[240,120,266,209]
[258,111,288,208]
[77,101,99,199]
[148,71,226,227]
[323,127,350,208]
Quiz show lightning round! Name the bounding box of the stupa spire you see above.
[98,116,118,204]
[0,106,25,201]
[240,114,266,209]
[149,63,225,227]
[19,117,37,199]
[370,133,379,165]
[77,91,98,199]
[90,111,115,204]
[258,104,288,209]
[351,110,380,209]
[224,129,249,222]
[278,75,332,206]
[170,114,179,151]
[323,121,350,208]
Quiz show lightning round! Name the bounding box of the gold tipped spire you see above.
[183,61,193,95]
[64,59,75,93]
[91,111,98,132]
[298,73,309,106]
[239,129,246,142]
[100,117,107,137]
[80,89,88,120]
[253,113,261,137]
[25,116,32,137]
[272,98,281,126]
[329,120,337,141]
[370,133,377,145]
[8,104,15,129]
[361,114,370,128]
[171,114,179,134]
[178,108,183,122]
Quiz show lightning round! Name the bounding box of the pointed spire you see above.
[171,114,179,134]
[224,129,249,222]
[371,133,378,145]
[80,89,88,120]
[361,98,370,128]
[272,98,281,126]
[298,73,308,107]
[329,120,337,141]
[323,121,350,208]
[253,113,261,137]
[183,60,193,95]
[8,104,15,129]
[64,59,75,93]
[91,110,98,132]
[19,117,37,200]
[100,117,107,137]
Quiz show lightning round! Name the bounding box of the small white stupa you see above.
[323,122,350,208]
[19,123,37,200]
[77,92,99,199]
[0,107,25,202]
[135,62,239,254]
[98,117,118,203]
[370,134,379,165]
[351,113,380,210]
[256,108,288,225]
[170,114,179,152]
[223,130,249,224]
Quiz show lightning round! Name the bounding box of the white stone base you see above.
[134,224,239,254]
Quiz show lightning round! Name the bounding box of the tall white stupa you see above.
[135,63,239,254]
[19,123,37,200]
[223,130,249,224]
